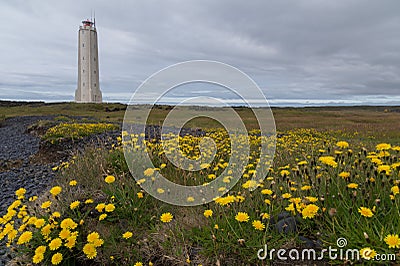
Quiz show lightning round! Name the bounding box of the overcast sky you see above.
[0,0,399,106]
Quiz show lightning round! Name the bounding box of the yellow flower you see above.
[41,224,52,237]
[105,204,115,212]
[99,214,107,221]
[384,234,400,248]
[35,245,46,255]
[93,238,104,247]
[65,235,77,249]
[305,196,318,203]
[160,212,173,223]
[70,200,80,210]
[52,212,61,218]
[347,183,358,189]
[17,231,33,244]
[83,243,97,259]
[41,201,52,209]
[95,203,106,212]
[377,165,391,175]
[87,232,100,243]
[301,204,319,219]
[32,253,44,264]
[391,185,399,196]
[34,219,46,228]
[261,189,273,195]
[51,253,63,265]
[336,141,349,149]
[187,196,195,202]
[360,247,377,260]
[376,143,391,151]
[104,175,116,184]
[252,220,265,230]
[261,213,270,219]
[134,263,143,266]
[235,212,249,222]
[144,168,155,176]
[50,186,62,196]
[85,199,94,204]
[280,170,290,177]
[137,192,143,198]
[157,188,165,194]
[122,231,133,239]
[319,156,338,168]
[339,171,350,179]
[60,218,78,230]
[59,229,71,239]
[69,180,78,186]
[15,188,26,198]
[203,209,213,218]
[282,193,292,199]
[49,238,62,250]
[358,207,373,217]
[301,185,312,191]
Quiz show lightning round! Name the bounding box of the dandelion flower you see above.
[49,238,62,250]
[137,192,143,198]
[87,232,100,243]
[144,168,155,176]
[282,193,292,199]
[252,220,265,230]
[105,204,115,212]
[339,172,350,179]
[99,214,107,221]
[157,188,165,194]
[35,245,46,255]
[65,235,77,249]
[336,141,349,149]
[59,229,71,239]
[60,218,78,230]
[360,247,376,260]
[261,189,273,195]
[391,186,399,196]
[50,186,62,196]
[15,188,26,198]
[376,143,391,151]
[83,243,97,259]
[41,201,52,209]
[51,253,63,265]
[203,209,213,218]
[160,212,173,223]
[70,200,80,210]
[32,253,44,264]
[104,175,115,184]
[85,199,94,204]
[17,231,32,244]
[69,180,78,186]
[235,212,249,222]
[301,204,319,219]
[134,263,143,266]
[358,207,373,217]
[384,234,400,248]
[95,203,106,212]
[347,183,358,189]
[122,231,133,239]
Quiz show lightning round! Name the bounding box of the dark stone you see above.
[275,216,297,234]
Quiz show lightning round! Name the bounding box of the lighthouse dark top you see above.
[82,20,94,27]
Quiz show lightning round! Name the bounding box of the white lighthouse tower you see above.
[75,19,102,103]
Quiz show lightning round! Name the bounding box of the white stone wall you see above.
[75,24,102,103]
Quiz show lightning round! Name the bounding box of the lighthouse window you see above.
[82,69,85,73]
[83,82,85,87]
[94,83,96,87]
[94,57,96,61]
[82,43,85,47]
[94,70,96,74]
[82,56,84,60]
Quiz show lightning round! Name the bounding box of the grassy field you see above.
[1,102,400,265]
[1,101,400,141]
